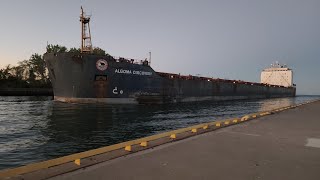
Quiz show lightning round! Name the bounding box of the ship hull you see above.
[44,53,296,104]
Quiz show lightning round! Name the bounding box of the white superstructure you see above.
[260,62,293,87]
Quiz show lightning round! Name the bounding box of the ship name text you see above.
[115,69,152,76]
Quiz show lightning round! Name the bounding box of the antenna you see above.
[149,51,151,65]
[80,6,93,53]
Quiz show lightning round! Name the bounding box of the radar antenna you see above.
[80,6,93,53]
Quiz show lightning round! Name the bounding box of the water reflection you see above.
[257,98,292,112]
[0,96,319,170]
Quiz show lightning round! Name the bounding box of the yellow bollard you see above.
[203,125,208,129]
[224,121,229,125]
[241,115,249,121]
[252,115,257,118]
[74,159,81,166]
[232,119,238,123]
[191,129,197,133]
[170,134,176,139]
[215,123,221,127]
[140,142,147,147]
[125,145,132,152]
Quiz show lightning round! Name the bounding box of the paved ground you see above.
[51,102,320,180]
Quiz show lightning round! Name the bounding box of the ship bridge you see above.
[260,62,294,87]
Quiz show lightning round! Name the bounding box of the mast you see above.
[80,6,93,53]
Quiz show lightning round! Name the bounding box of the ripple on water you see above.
[0,95,319,170]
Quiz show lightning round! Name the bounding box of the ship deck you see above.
[156,71,294,89]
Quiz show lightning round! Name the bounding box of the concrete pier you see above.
[49,101,320,180]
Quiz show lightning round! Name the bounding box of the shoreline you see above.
[0,88,53,96]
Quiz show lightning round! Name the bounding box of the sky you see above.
[0,0,319,95]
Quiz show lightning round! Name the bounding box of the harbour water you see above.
[0,96,319,170]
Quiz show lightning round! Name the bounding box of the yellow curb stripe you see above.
[125,145,132,151]
[74,159,80,166]
[140,142,147,147]
[170,134,176,139]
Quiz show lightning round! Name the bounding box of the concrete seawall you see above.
[1,100,319,179]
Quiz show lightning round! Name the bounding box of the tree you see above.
[0,69,5,80]
[28,53,47,81]
[46,44,67,53]
[68,47,81,54]
[2,65,12,79]
[92,47,107,56]
[11,66,24,80]
[17,60,31,80]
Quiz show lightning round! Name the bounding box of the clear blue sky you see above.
[1,0,319,95]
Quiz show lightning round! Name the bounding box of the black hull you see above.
[44,53,296,104]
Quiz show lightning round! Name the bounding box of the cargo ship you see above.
[44,7,296,104]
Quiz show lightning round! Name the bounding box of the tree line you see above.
[0,44,108,88]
